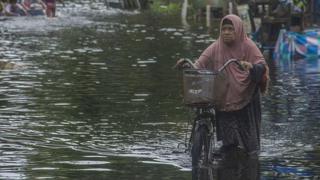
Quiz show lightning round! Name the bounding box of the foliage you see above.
[149,0,181,15]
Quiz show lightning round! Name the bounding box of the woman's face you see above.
[221,24,236,45]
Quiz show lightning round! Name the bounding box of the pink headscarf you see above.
[194,14,269,111]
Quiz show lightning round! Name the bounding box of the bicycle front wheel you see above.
[191,125,210,180]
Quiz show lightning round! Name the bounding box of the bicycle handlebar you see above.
[181,58,197,69]
[218,58,244,72]
[175,58,243,72]
[173,58,197,69]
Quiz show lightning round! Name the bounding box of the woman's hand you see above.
[174,59,193,70]
[239,61,253,71]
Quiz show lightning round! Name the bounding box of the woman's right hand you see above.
[174,58,193,70]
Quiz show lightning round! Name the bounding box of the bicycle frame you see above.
[190,106,216,180]
[186,58,241,149]
[189,106,215,151]
[180,58,242,180]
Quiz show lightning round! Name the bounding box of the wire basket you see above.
[182,69,228,107]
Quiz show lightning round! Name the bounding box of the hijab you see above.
[194,14,269,111]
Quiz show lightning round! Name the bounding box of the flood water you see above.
[0,1,320,179]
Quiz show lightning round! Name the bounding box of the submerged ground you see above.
[0,1,319,179]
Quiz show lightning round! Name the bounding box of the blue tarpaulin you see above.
[273,29,320,72]
[272,165,314,177]
[274,29,320,60]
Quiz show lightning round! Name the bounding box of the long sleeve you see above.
[250,63,266,83]
[194,54,210,69]
[194,42,216,69]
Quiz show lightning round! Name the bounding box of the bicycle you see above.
[176,58,242,180]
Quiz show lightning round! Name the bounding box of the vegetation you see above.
[149,0,181,15]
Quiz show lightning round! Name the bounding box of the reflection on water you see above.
[217,150,259,180]
[0,1,320,179]
[198,149,260,180]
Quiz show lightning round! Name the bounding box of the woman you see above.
[43,0,56,17]
[0,0,5,16]
[177,14,269,155]
[21,0,46,16]
[4,0,27,16]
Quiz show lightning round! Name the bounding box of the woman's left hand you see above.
[239,61,253,71]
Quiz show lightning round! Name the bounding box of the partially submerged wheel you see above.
[191,125,209,180]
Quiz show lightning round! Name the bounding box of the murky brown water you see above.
[0,1,319,179]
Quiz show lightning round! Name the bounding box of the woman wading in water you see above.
[176,14,270,156]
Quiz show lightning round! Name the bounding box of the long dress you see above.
[216,63,266,154]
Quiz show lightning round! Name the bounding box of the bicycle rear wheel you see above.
[191,125,210,180]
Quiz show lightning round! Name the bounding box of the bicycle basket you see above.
[183,69,228,106]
